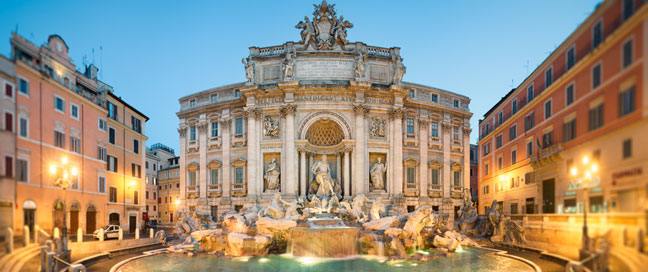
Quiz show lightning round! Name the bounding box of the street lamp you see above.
[50,157,78,260]
[569,156,599,260]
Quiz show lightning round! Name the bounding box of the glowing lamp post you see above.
[50,157,78,258]
[569,156,599,260]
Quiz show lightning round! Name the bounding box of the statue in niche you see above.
[264,158,281,191]
[311,155,335,197]
[282,49,296,80]
[242,57,254,83]
[392,54,406,83]
[354,51,367,78]
[369,117,385,138]
[263,116,279,138]
[370,157,387,191]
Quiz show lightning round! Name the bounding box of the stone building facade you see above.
[144,143,176,221]
[478,0,648,215]
[0,54,16,239]
[177,1,472,223]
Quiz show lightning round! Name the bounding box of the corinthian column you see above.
[299,149,307,197]
[390,108,404,196]
[343,148,351,198]
[353,104,368,195]
[245,107,260,196]
[198,118,208,201]
[220,117,231,197]
[282,104,297,197]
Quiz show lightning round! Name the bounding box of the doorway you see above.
[109,213,120,226]
[70,211,78,234]
[86,207,96,233]
[23,208,35,237]
[129,215,136,233]
[542,179,555,214]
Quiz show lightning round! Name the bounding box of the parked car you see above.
[93,225,121,240]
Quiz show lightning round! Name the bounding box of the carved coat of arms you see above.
[295,0,353,50]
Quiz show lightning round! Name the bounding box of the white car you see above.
[93,225,121,240]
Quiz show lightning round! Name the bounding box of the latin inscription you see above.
[263,65,280,80]
[295,60,354,79]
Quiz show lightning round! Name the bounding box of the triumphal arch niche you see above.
[177,0,473,223]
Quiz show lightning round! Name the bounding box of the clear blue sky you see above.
[0,0,600,153]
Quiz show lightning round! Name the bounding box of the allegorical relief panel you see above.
[263,115,280,138]
[369,117,386,139]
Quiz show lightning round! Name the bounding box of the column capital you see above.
[280,104,297,117]
[462,127,472,136]
[441,122,453,131]
[352,103,369,116]
[219,118,231,129]
[388,108,404,120]
[418,119,429,129]
[244,106,262,120]
[177,127,187,137]
[197,121,209,133]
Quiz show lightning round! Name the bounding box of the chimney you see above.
[84,64,99,81]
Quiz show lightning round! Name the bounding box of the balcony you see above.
[404,182,418,197]
[428,136,442,150]
[208,184,221,197]
[187,140,199,153]
[232,134,247,148]
[451,186,463,198]
[428,184,442,198]
[531,143,563,166]
[231,182,247,197]
[208,136,221,149]
[186,185,199,199]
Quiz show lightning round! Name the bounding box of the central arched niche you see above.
[306,119,344,146]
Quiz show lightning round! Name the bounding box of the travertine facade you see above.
[177,1,472,223]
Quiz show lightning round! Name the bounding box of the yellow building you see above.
[157,163,180,224]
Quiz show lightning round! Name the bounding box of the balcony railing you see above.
[208,184,221,197]
[186,185,199,199]
[404,182,418,197]
[231,182,247,196]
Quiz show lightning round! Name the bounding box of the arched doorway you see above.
[69,202,80,234]
[109,213,120,226]
[23,200,36,237]
[86,205,97,233]
[53,200,64,231]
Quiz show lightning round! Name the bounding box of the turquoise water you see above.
[116,248,533,272]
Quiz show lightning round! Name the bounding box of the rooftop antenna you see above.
[100,45,103,80]
[83,55,87,67]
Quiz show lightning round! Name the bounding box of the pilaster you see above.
[178,126,187,202]
[442,121,452,198]
[198,117,208,200]
[220,116,231,197]
[390,108,404,196]
[419,119,429,198]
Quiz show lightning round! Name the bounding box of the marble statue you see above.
[486,199,525,245]
[311,155,335,197]
[283,199,300,219]
[354,51,367,78]
[369,197,385,221]
[261,193,300,220]
[282,49,296,80]
[370,157,387,190]
[242,57,254,83]
[263,116,279,137]
[393,55,406,83]
[370,117,385,138]
[295,0,353,50]
[264,158,281,191]
[454,188,478,232]
[295,16,315,47]
[341,194,369,222]
[333,15,353,45]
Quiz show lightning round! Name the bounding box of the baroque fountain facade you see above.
[137,1,531,271]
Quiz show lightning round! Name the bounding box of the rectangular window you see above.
[527,84,534,102]
[19,78,29,95]
[498,111,503,126]
[188,170,197,186]
[525,172,535,184]
[211,121,219,137]
[496,134,503,148]
[511,150,517,165]
[565,84,575,106]
[107,102,118,120]
[408,90,414,99]
[108,127,115,144]
[235,168,244,184]
[544,100,552,119]
[542,131,553,148]
[98,118,106,131]
[623,0,634,20]
[512,99,518,114]
[545,67,553,88]
[453,99,459,108]
[131,116,142,133]
[16,159,27,182]
[70,103,79,120]
[484,185,489,194]
[525,112,535,132]
[3,156,12,177]
[453,170,461,186]
[132,163,141,178]
[108,155,118,172]
[134,191,139,205]
[211,94,218,102]
[619,85,635,117]
[592,64,601,89]
[498,156,503,170]
[593,21,603,48]
[4,82,13,99]
[98,176,106,193]
[210,169,219,185]
[511,203,519,215]
[589,103,604,131]
[509,124,517,140]
[54,96,65,113]
[109,187,117,202]
[623,139,632,159]
[235,118,243,135]
[190,126,196,140]
[623,39,633,68]
[235,90,241,98]
[431,94,438,103]
[566,47,575,70]
[484,163,489,176]
[483,143,490,155]
[563,119,576,142]
[97,147,107,161]
[406,167,416,183]
[70,137,81,153]
[406,118,415,135]
[430,122,438,137]
[526,141,533,158]
[133,139,139,154]
[190,99,196,107]
[54,131,65,148]
[4,112,13,132]
[453,127,460,141]
[431,169,439,185]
